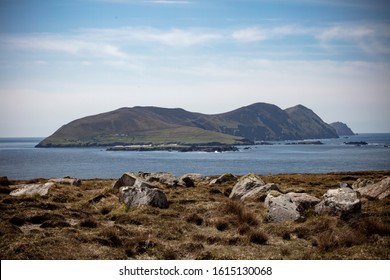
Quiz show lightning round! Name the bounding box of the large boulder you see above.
[210,173,238,185]
[113,172,154,190]
[352,178,374,190]
[264,193,305,223]
[315,188,361,219]
[139,172,180,187]
[240,183,281,201]
[10,183,55,197]
[114,173,169,209]
[285,192,320,209]
[229,173,266,199]
[357,177,390,200]
[119,186,169,209]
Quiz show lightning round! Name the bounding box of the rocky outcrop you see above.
[119,186,169,209]
[229,173,266,199]
[264,193,305,223]
[241,183,281,201]
[285,192,320,209]
[10,183,55,197]
[210,173,238,185]
[357,177,390,200]
[329,122,355,136]
[264,192,320,223]
[315,188,361,219]
[113,173,169,209]
[113,172,153,190]
[352,178,374,190]
[49,177,81,186]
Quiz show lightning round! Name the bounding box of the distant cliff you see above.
[36,102,339,147]
[330,122,355,136]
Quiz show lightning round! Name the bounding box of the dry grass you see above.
[0,171,389,260]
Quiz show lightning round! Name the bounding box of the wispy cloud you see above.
[232,25,308,42]
[0,34,128,58]
[81,27,221,47]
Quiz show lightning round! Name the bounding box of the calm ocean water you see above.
[0,134,389,180]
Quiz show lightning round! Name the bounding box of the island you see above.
[36,102,341,150]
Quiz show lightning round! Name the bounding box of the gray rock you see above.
[315,188,361,219]
[114,173,169,209]
[240,183,281,201]
[264,193,305,223]
[119,185,169,209]
[113,172,154,190]
[352,178,374,190]
[357,177,390,200]
[229,173,265,199]
[10,183,55,197]
[49,177,81,186]
[140,172,180,187]
[210,173,238,185]
[285,192,320,210]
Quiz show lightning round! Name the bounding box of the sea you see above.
[0,133,389,180]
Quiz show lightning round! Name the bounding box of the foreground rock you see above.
[119,186,169,209]
[285,192,320,209]
[241,183,281,201]
[49,177,81,186]
[315,188,361,219]
[229,173,266,199]
[114,173,168,209]
[10,183,55,197]
[264,193,305,223]
[210,173,238,185]
[113,172,154,190]
[357,177,390,200]
[352,178,374,190]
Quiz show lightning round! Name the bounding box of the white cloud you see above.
[81,27,221,47]
[0,34,128,58]
[232,27,268,42]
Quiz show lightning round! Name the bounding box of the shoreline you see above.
[2,170,390,182]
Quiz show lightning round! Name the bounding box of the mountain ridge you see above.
[36,102,339,147]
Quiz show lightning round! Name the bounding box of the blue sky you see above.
[0,0,389,136]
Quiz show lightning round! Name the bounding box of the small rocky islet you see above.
[1,171,389,260]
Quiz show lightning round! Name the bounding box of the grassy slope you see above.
[1,171,389,260]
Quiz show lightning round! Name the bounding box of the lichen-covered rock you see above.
[285,192,320,209]
[315,188,361,219]
[229,173,265,199]
[119,186,169,209]
[113,172,154,190]
[114,172,169,209]
[264,194,305,223]
[357,177,390,200]
[210,173,238,185]
[352,178,374,190]
[240,183,281,201]
[10,183,55,197]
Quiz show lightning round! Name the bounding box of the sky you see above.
[0,0,389,136]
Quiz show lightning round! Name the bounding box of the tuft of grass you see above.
[248,229,268,245]
[79,218,98,228]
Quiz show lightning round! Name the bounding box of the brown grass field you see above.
[1,171,389,260]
